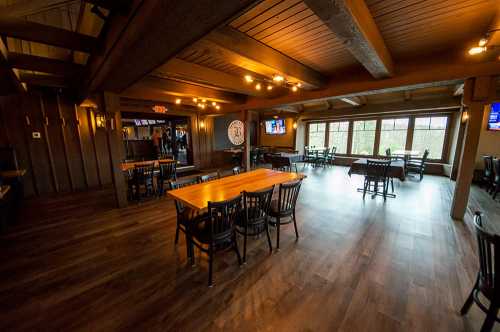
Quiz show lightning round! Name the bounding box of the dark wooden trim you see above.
[38,94,59,193]
[20,73,68,88]
[56,93,74,191]
[373,119,381,155]
[74,105,90,188]
[405,116,415,151]
[0,36,25,95]
[87,108,103,188]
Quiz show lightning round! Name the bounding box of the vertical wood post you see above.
[242,109,251,171]
[102,92,128,208]
[450,77,494,220]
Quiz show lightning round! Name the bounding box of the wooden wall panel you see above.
[0,89,117,197]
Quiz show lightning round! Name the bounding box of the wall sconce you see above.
[199,120,205,129]
[462,111,469,123]
[293,122,297,129]
[95,112,106,129]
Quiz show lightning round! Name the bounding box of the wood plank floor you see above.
[0,166,497,331]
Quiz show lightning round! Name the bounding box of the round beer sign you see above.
[228,120,244,145]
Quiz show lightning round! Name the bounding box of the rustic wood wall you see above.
[0,89,115,197]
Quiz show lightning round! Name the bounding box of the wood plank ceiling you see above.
[0,0,106,89]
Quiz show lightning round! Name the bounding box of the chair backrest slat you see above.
[474,212,500,294]
[366,159,391,178]
[169,177,198,214]
[208,195,242,242]
[278,180,302,215]
[243,186,274,226]
[159,161,177,181]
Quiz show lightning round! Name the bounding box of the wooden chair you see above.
[232,166,241,175]
[362,159,391,200]
[461,212,500,332]
[269,180,302,249]
[157,160,177,196]
[491,158,500,200]
[198,170,220,183]
[303,146,317,167]
[482,156,495,193]
[169,177,201,248]
[131,163,155,201]
[236,187,274,262]
[189,195,243,286]
[406,149,429,181]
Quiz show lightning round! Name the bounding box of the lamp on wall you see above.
[95,112,106,129]
[293,121,298,129]
[462,111,469,123]
[199,119,205,129]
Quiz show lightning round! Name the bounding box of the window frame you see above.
[350,119,377,156]
[411,115,451,162]
[327,120,350,155]
[377,117,410,156]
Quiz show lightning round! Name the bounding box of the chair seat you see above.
[269,200,293,220]
[191,217,232,245]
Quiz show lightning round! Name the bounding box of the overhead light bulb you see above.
[267,85,273,91]
[478,38,488,47]
[197,103,202,107]
[175,98,181,104]
[255,83,261,90]
[212,101,216,106]
[297,82,302,88]
[201,104,206,109]
[202,99,206,103]
[216,105,220,110]
[292,86,298,92]
[193,97,198,103]
[273,75,284,82]
[244,75,253,83]
[468,46,486,55]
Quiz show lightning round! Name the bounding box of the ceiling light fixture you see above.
[273,75,284,82]
[243,73,301,94]
[468,46,487,55]
[292,85,298,92]
[267,85,273,91]
[193,97,198,103]
[244,75,254,83]
[212,101,217,106]
[255,83,261,91]
[175,98,181,104]
[479,38,488,47]
[215,105,220,110]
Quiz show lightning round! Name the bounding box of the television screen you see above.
[265,119,286,134]
[488,102,500,131]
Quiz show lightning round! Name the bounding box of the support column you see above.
[102,92,128,208]
[450,77,494,220]
[242,109,251,171]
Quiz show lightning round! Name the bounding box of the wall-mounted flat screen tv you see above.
[265,119,286,134]
[488,102,500,131]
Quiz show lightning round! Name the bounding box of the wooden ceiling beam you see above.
[122,76,246,105]
[304,0,394,78]
[0,0,75,17]
[204,26,326,89]
[225,50,500,112]
[0,17,97,53]
[300,97,461,120]
[0,37,26,95]
[19,73,68,88]
[9,52,84,76]
[339,96,362,106]
[153,58,267,97]
[82,0,262,97]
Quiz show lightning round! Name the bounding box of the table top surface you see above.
[121,159,175,172]
[0,169,27,178]
[352,158,405,168]
[0,185,11,200]
[167,168,306,211]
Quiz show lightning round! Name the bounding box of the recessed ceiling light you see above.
[244,75,253,83]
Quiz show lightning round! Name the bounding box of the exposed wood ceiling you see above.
[0,0,499,112]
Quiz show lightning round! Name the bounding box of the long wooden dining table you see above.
[167,168,306,211]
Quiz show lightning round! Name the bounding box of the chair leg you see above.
[265,220,272,253]
[208,246,214,287]
[243,226,248,263]
[460,277,478,315]
[233,236,242,265]
[391,178,394,193]
[292,211,299,239]
[481,303,499,332]
[175,222,180,244]
[276,217,281,250]
[363,179,368,199]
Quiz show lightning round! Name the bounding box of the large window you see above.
[412,116,448,160]
[352,120,376,155]
[378,118,409,155]
[308,123,326,147]
[328,121,349,153]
